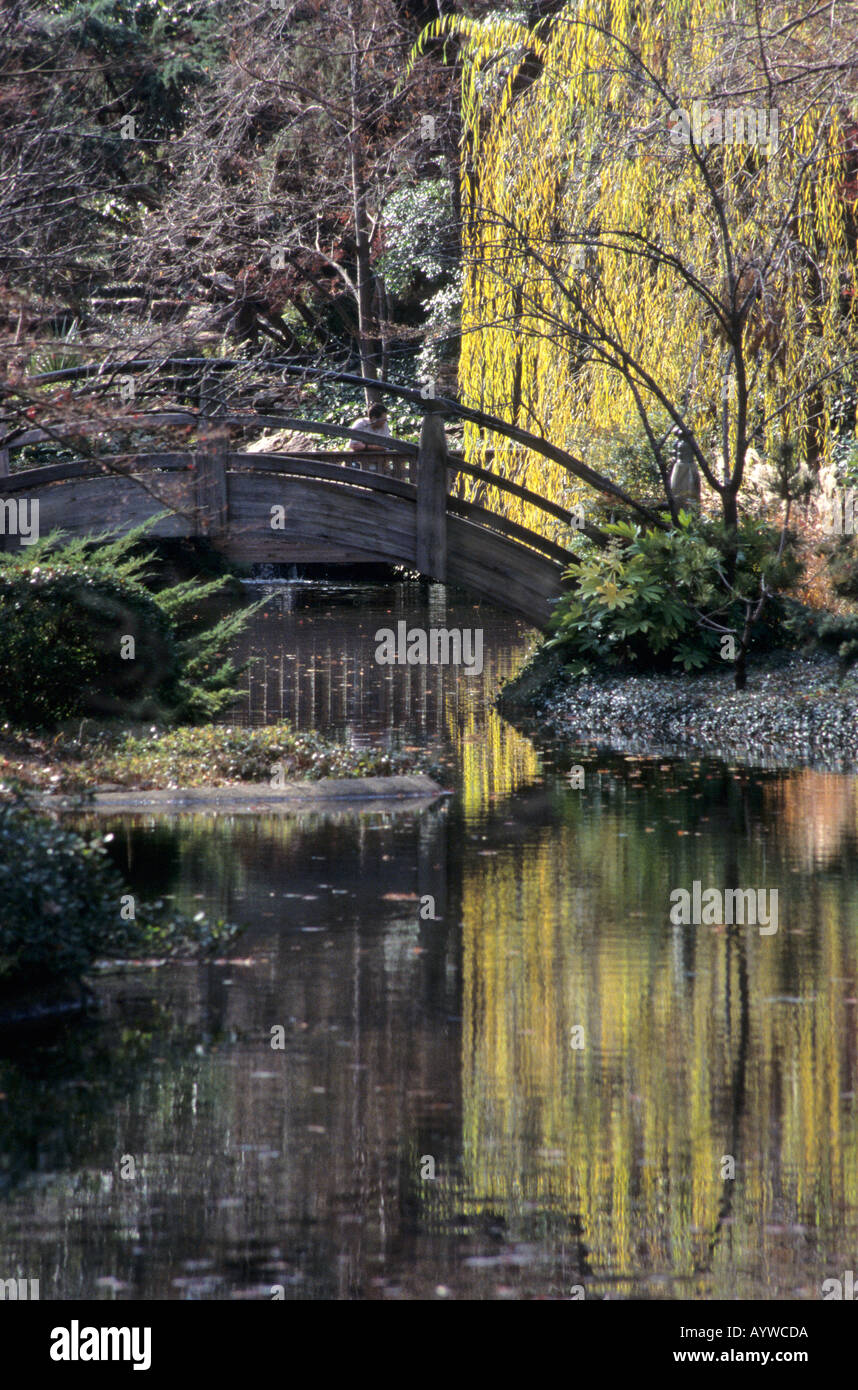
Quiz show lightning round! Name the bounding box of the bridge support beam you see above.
[194,425,229,538]
[416,409,447,582]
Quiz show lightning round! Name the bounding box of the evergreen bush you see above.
[0,521,259,727]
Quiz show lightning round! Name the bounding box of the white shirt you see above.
[349,416,391,449]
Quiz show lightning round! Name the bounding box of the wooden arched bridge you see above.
[0,410,574,627]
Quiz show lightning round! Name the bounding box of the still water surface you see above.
[2,580,857,1299]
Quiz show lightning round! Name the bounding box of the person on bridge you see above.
[348,403,391,468]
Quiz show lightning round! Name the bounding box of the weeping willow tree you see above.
[411,0,858,549]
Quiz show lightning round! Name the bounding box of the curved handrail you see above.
[447,456,573,525]
[0,455,192,492]
[11,356,667,527]
[0,412,418,458]
[1,448,566,564]
[446,499,569,563]
[227,452,415,499]
[2,416,574,537]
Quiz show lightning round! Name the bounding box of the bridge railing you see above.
[258,447,413,483]
[0,410,580,566]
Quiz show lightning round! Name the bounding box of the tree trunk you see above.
[351,160,382,405]
[348,0,382,408]
[722,486,739,587]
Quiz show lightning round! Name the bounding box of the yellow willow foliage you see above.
[418,1,858,538]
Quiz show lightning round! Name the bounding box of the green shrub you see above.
[822,533,858,602]
[575,419,669,507]
[73,722,436,787]
[0,567,177,725]
[0,797,239,993]
[812,611,858,665]
[0,521,259,728]
[548,513,801,674]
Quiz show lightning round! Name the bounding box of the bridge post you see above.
[194,420,229,538]
[416,408,447,581]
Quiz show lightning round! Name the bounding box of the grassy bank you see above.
[0,721,436,796]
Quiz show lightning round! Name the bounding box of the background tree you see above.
[0,0,222,354]
[119,0,467,407]
[0,0,474,449]
[412,0,858,552]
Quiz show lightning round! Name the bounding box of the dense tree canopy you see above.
[2,0,857,618]
[413,1,858,542]
[0,0,469,433]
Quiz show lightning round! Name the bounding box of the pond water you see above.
[2,579,858,1300]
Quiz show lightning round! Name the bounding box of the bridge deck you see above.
[1,446,568,628]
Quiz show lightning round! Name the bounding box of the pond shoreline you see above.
[38,773,447,815]
[500,647,858,771]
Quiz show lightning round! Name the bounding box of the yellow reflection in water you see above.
[454,703,543,821]
[458,783,858,1294]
